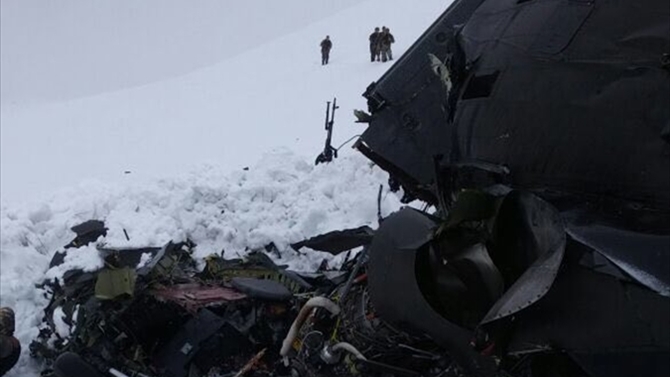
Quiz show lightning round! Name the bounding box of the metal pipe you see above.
[331,342,367,361]
[280,296,341,364]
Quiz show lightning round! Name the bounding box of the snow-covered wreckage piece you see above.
[351,0,670,376]
[30,221,378,377]
[30,226,284,376]
[290,225,373,255]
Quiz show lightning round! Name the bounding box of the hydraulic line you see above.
[280,296,341,364]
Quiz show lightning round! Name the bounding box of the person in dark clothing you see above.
[369,27,381,62]
[320,35,332,65]
[0,307,20,376]
[380,27,395,62]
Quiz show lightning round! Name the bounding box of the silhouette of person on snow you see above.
[320,36,332,65]
[369,27,381,62]
[380,27,395,62]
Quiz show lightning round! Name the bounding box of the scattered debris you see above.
[30,222,372,377]
[233,348,267,377]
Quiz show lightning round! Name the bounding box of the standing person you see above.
[369,27,381,62]
[385,27,395,61]
[0,307,20,376]
[380,26,395,62]
[320,35,332,65]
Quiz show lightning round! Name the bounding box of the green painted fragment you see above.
[95,267,136,300]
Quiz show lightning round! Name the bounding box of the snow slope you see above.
[0,0,368,105]
[1,0,446,204]
[0,1,449,375]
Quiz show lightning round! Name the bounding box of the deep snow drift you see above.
[0,0,448,375]
[1,151,410,375]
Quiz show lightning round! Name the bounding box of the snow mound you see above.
[0,150,406,376]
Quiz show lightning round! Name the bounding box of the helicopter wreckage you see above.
[29,0,669,376]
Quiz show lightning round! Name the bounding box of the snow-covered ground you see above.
[0,1,448,375]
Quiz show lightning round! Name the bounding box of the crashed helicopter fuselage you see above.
[356,0,670,376]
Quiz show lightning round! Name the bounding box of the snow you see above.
[1,0,446,204]
[0,0,449,375]
[137,252,153,269]
[51,307,70,340]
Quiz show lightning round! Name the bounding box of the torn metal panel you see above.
[154,309,226,377]
[49,220,109,268]
[290,226,374,254]
[367,207,496,376]
[199,252,313,293]
[97,246,162,270]
[566,224,670,296]
[230,277,293,301]
[150,284,247,314]
[94,267,137,300]
[481,191,566,323]
[66,220,107,249]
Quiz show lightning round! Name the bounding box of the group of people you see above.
[319,26,395,65]
[369,26,395,62]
